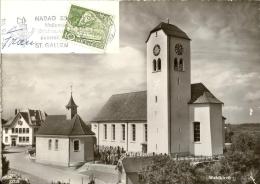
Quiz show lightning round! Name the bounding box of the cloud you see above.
[2,46,146,121]
[245,90,260,102]
[224,105,243,112]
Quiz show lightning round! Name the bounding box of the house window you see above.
[179,58,184,71]
[194,122,200,142]
[104,124,107,140]
[22,128,25,134]
[22,137,25,142]
[26,137,29,142]
[48,139,52,150]
[174,58,178,71]
[19,137,22,142]
[26,128,29,133]
[73,140,80,152]
[153,59,156,72]
[15,128,18,133]
[12,128,14,133]
[144,124,148,142]
[132,124,136,141]
[5,128,8,134]
[112,124,115,141]
[157,58,161,71]
[122,124,125,141]
[5,137,8,143]
[155,96,158,103]
[19,128,22,134]
[55,139,59,150]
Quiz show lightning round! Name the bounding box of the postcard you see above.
[1,1,260,184]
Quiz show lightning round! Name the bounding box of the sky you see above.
[2,1,260,123]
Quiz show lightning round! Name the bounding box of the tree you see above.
[204,132,260,184]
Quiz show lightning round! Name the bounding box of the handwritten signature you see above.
[2,26,35,49]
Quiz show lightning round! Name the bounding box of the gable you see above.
[3,113,30,128]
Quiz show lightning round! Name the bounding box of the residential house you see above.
[2,109,46,146]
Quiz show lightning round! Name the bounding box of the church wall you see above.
[169,37,191,155]
[210,104,224,155]
[91,123,99,144]
[189,104,212,156]
[92,122,146,152]
[147,30,169,154]
[36,136,69,166]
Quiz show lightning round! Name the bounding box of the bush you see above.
[140,155,205,184]
[2,155,10,176]
[230,132,256,152]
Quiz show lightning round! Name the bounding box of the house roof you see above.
[146,22,191,42]
[92,91,147,122]
[189,83,223,104]
[92,83,222,122]
[36,114,95,136]
[3,109,45,127]
[66,95,78,109]
[121,157,152,184]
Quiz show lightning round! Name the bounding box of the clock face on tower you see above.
[175,43,183,55]
[153,44,161,56]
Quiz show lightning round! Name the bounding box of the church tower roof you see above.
[146,22,191,42]
[66,94,78,109]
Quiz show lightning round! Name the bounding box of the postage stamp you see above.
[62,5,114,49]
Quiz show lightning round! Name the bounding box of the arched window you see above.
[179,58,184,71]
[157,58,161,71]
[174,58,178,71]
[153,59,156,72]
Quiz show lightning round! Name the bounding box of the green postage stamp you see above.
[63,5,114,49]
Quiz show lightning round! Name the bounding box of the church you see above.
[91,22,224,156]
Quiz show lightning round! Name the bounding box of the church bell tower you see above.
[66,87,78,120]
[146,22,191,155]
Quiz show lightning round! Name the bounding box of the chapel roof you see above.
[36,114,95,136]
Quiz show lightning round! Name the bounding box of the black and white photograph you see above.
[1,1,260,184]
